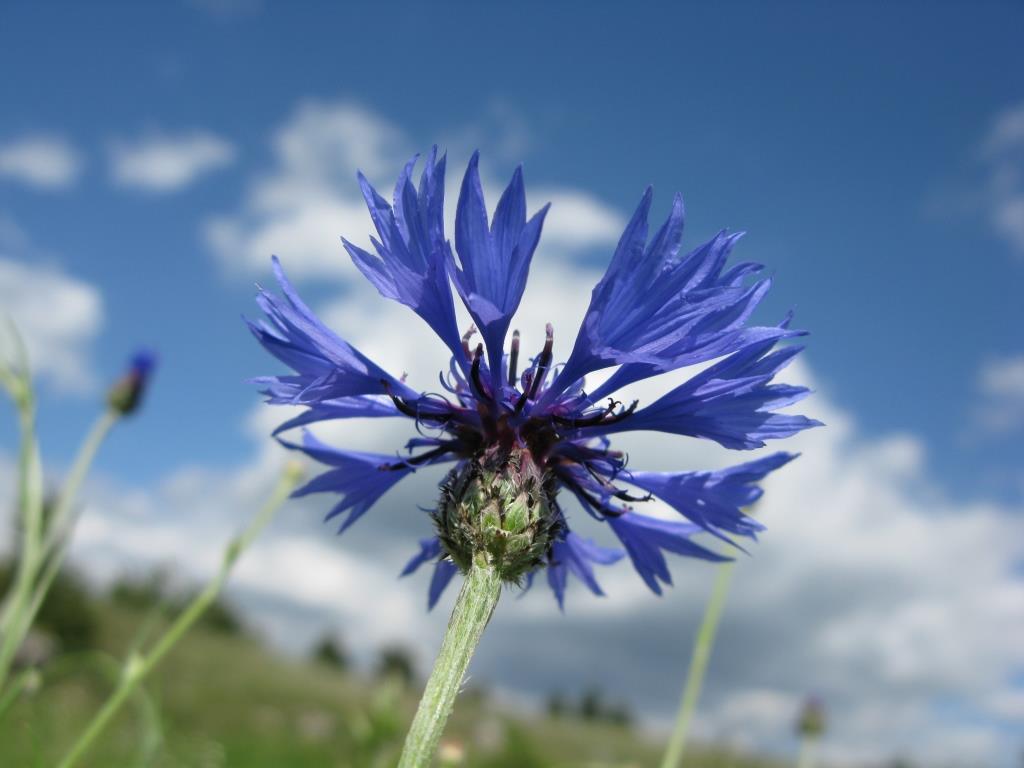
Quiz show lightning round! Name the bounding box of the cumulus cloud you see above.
[0,135,83,190]
[974,355,1024,434]
[109,131,235,192]
[0,221,103,391]
[204,100,623,279]
[980,103,1024,259]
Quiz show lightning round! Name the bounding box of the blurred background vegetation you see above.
[0,563,800,768]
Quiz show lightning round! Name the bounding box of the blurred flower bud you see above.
[797,695,826,738]
[107,349,157,416]
[438,739,465,766]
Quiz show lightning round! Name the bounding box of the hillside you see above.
[0,599,784,767]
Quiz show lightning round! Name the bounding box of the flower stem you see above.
[660,561,735,768]
[0,393,44,691]
[0,411,118,692]
[55,463,301,768]
[0,666,40,722]
[797,735,819,768]
[398,562,501,768]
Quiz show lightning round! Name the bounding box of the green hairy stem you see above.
[398,562,502,767]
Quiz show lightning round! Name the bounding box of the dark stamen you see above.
[470,343,490,401]
[577,486,626,518]
[382,379,451,424]
[553,397,620,427]
[580,460,653,503]
[382,379,418,417]
[599,399,640,426]
[517,323,554,412]
[553,398,639,428]
[379,444,452,471]
[508,329,521,384]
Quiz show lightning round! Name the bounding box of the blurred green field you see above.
[0,595,785,768]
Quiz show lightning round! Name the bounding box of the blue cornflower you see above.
[108,349,158,416]
[251,150,820,609]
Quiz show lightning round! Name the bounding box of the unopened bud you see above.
[797,696,826,737]
[107,349,157,416]
[434,444,559,583]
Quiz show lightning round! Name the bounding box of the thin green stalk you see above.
[40,410,120,558]
[797,735,819,768]
[0,666,40,721]
[55,463,301,768]
[398,562,502,768]
[0,650,164,759]
[0,394,44,691]
[16,414,119,631]
[0,411,118,691]
[660,561,736,768]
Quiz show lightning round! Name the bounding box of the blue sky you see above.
[2,2,1024,764]
[3,0,1023,498]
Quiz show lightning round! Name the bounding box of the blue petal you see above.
[279,430,443,533]
[399,537,460,610]
[627,453,797,543]
[400,537,443,577]
[545,194,769,401]
[588,337,822,450]
[546,530,624,609]
[271,396,400,435]
[344,149,463,357]
[588,280,805,400]
[428,560,459,610]
[249,257,416,406]
[607,512,730,595]
[452,152,549,386]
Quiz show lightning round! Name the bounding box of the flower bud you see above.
[107,350,157,416]
[433,444,560,583]
[796,696,826,737]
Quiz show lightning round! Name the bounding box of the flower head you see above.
[108,349,157,416]
[251,150,820,607]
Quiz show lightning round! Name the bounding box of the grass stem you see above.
[660,560,735,768]
[55,462,301,768]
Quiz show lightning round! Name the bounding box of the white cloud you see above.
[205,100,623,279]
[0,249,103,392]
[205,101,402,277]
[974,355,1024,433]
[532,187,625,252]
[980,103,1024,259]
[0,135,83,190]
[109,131,235,192]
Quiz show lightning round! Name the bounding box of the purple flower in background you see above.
[108,349,157,416]
[250,149,819,608]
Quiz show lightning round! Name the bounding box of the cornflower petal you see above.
[343,148,464,357]
[452,152,550,386]
[588,337,822,450]
[546,193,761,400]
[627,452,797,543]
[607,512,731,595]
[249,256,416,405]
[280,430,451,533]
[546,531,624,609]
[400,536,461,609]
